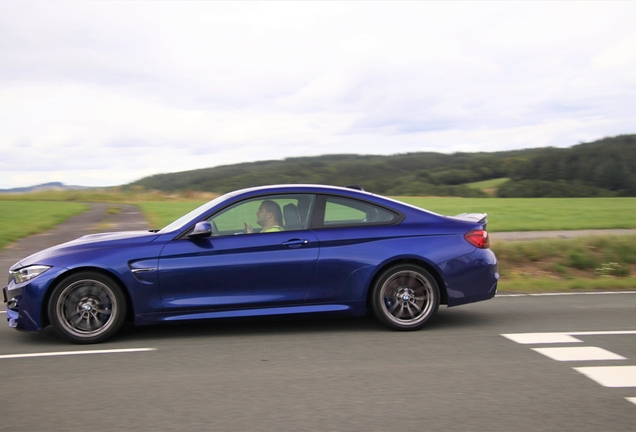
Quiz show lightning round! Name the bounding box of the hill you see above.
[0,182,89,194]
[499,134,636,197]
[130,150,541,197]
[129,134,636,197]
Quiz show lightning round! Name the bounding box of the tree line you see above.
[129,134,636,197]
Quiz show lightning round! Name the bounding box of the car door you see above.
[306,194,401,302]
[157,194,318,311]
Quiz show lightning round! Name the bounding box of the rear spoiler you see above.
[450,213,488,228]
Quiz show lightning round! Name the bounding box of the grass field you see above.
[393,197,636,232]
[1,197,635,293]
[3,190,636,232]
[0,188,219,204]
[3,197,636,242]
[0,201,88,251]
[497,275,636,292]
[464,177,509,196]
[465,178,510,189]
[492,234,636,292]
[136,197,636,232]
[139,201,207,229]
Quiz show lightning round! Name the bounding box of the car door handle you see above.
[282,239,310,248]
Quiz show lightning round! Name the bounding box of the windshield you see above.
[158,193,233,233]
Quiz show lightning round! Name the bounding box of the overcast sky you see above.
[1,1,635,189]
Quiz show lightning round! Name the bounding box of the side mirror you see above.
[189,221,212,239]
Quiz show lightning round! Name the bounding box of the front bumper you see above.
[3,285,21,328]
[3,265,67,332]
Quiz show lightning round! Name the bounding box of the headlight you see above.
[10,265,51,284]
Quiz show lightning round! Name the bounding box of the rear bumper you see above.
[443,248,499,307]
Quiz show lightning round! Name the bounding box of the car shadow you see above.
[120,307,495,344]
[26,307,495,346]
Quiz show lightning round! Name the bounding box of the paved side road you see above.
[0,203,149,275]
[491,228,636,242]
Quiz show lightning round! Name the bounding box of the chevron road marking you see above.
[502,330,636,407]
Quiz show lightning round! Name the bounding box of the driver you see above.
[244,200,284,233]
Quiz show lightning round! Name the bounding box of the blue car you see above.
[3,185,498,343]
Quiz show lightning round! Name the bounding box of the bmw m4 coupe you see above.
[4,184,498,343]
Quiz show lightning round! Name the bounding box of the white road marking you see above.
[497,291,636,297]
[574,366,636,388]
[502,330,636,404]
[569,330,636,336]
[502,333,583,344]
[0,348,157,360]
[532,347,626,362]
[502,330,636,344]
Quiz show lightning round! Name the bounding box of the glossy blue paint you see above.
[157,230,320,310]
[3,184,498,341]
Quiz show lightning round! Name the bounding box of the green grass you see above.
[139,202,206,229]
[493,235,636,292]
[493,235,636,268]
[5,190,636,233]
[135,197,636,232]
[0,188,219,204]
[498,276,636,293]
[2,197,636,294]
[465,177,509,190]
[0,202,88,250]
[393,197,636,232]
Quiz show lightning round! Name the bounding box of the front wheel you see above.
[48,272,126,344]
[371,264,440,331]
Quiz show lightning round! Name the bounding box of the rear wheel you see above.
[48,272,126,344]
[371,264,440,330]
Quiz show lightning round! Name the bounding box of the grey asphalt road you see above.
[1,204,636,431]
[1,294,635,431]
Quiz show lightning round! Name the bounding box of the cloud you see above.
[0,1,635,188]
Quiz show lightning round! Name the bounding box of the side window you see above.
[323,196,397,227]
[208,195,315,236]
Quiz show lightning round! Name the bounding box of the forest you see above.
[130,134,636,197]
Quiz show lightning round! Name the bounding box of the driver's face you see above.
[256,205,269,227]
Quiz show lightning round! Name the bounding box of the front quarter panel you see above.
[43,241,167,315]
[8,237,169,332]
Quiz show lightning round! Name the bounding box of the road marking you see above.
[502,333,583,344]
[0,348,157,360]
[574,366,636,388]
[532,347,626,362]
[497,291,636,297]
[502,330,636,344]
[503,330,636,405]
[569,330,636,336]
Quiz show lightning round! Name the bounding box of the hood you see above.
[13,230,160,269]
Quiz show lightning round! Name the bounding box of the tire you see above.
[371,264,440,331]
[48,272,127,344]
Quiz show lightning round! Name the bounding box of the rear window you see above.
[323,196,397,227]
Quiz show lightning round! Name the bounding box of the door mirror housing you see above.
[189,221,212,239]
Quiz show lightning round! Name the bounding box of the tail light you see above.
[464,230,489,249]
